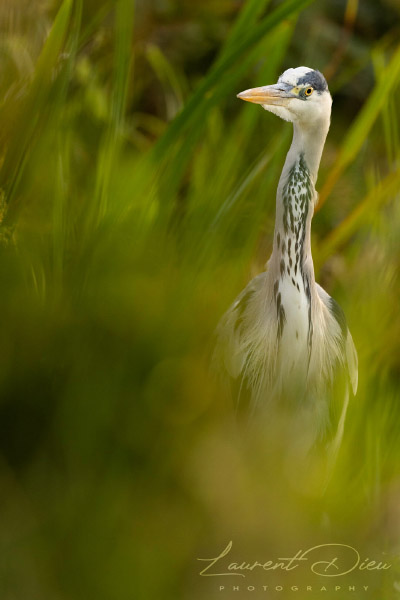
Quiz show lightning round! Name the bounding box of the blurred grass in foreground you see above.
[0,0,400,599]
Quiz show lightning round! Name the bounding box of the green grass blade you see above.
[145,44,185,115]
[215,0,272,67]
[149,17,297,229]
[319,42,400,207]
[0,0,74,224]
[152,0,314,159]
[78,1,114,50]
[316,168,400,268]
[94,0,135,223]
[52,0,83,291]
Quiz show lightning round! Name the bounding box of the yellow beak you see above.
[237,84,293,106]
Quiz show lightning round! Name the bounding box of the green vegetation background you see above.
[0,0,400,598]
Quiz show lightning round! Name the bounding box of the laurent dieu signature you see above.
[198,541,392,578]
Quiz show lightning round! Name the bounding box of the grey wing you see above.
[316,283,358,396]
[212,272,268,407]
[315,283,358,453]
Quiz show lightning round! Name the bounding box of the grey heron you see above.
[215,67,358,452]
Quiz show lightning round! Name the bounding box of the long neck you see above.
[268,118,329,350]
[283,119,330,184]
[268,118,330,352]
[272,119,329,270]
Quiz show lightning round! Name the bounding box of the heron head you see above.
[237,67,332,126]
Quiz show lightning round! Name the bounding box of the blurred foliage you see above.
[0,0,400,599]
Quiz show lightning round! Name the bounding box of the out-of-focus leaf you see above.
[214,0,272,67]
[316,168,400,267]
[93,0,135,224]
[318,42,400,207]
[152,0,314,159]
[145,43,185,118]
[0,0,74,223]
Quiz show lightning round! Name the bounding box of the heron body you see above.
[215,67,358,447]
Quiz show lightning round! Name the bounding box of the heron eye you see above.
[305,87,313,96]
